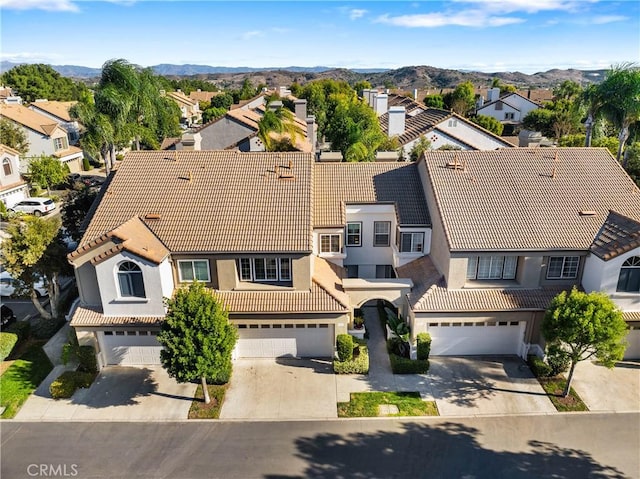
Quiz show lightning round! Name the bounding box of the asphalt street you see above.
[2,413,638,479]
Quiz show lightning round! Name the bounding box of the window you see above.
[320,234,341,253]
[504,112,515,120]
[346,265,359,278]
[373,222,391,247]
[376,265,395,279]
[238,258,291,282]
[53,137,67,151]
[2,158,12,176]
[617,256,640,293]
[448,119,458,127]
[346,222,361,246]
[495,101,503,111]
[400,232,424,253]
[177,260,210,282]
[467,256,517,280]
[547,256,579,279]
[117,261,145,298]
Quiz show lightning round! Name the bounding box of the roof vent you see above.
[144,214,161,220]
[579,210,597,216]
[445,154,464,171]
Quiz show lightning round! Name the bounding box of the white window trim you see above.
[177,259,211,282]
[373,221,391,247]
[114,260,148,301]
[546,256,579,280]
[319,234,341,254]
[346,222,362,247]
[467,255,518,280]
[239,257,292,282]
[400,232,424,253]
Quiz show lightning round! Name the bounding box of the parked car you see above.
[0,270,48,297]
[8,197,56,217]
[82,176,105,187]
[1,305,16,327]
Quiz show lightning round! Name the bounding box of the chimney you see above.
[366,89,376,106]
[413,89,418,100]
[294,99,307,121]
[362,88,370,101]
[306,115,316,151]
[268,100,283,112]
[387,106,405,137]
[181,133,200,151]
[488,87,500,102]
[373,93,388,116]
[476,95,484,109]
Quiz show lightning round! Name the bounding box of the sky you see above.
[1,0,639,74]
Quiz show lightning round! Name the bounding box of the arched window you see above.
[117,261,146,298]
[617,256,640,293]
[2,158,12,176]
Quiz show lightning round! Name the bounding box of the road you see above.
[2,413,638,479]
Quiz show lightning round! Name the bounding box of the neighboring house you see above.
[189,89,223,104]
[0,144,29,207]
[374,93,513,159]
[0,104,83,173]
[67,147,640,368]
[165,90,202,126]
[476,88,540,132]
[28,100,81,145]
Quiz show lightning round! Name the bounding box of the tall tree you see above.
[62,188,98,242]
[471,115,504,136]
[157,283,237,404]
[258,105,303,151]
[447,81,476,116]
[28,155,68,195]
[542,288,628,397]
[0,118,29,154]
[423,94,444,109]
[1,63,90,103]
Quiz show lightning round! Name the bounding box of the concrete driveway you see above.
[571,360,640,412]
[220,359,338,420]
[428,356,556,416]
[15,366,196,421]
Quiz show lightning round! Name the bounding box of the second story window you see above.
[400,232,424,253]
[346,222,361,246]
[617,256,640,293]
[178,260,210,282]
[547,256,579,279]
[53,137,68,151]
[320,234,341,254]
[117,261,145,298]
[504,112,515,121]
[2,158,12,176]
[238,257,291,282]
[374,221,391,247]
[467,256,517,280]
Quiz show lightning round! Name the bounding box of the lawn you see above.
[1,342,53,418]
[338,391,439,418]
[538,377,589,412]
[188,384,227,419]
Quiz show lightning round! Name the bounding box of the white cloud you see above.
[451,0,597,14]
[588,15,628,24]
[0,51,65,62]
[0,0,79,11]
[376,10,523,28]
[349,8,367,20]
[241,30,263,40]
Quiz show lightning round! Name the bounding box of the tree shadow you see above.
[273,358,334,374]
[266,422,628,479]
[68,367,157,407]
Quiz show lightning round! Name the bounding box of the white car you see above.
[8,197,56,217]
[0,270,49,297]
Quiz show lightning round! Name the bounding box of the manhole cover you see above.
[378,404,399,416]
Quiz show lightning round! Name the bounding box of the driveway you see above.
[15,366,196,421]
[428,356,556,416]
[571,359,640,412]
[220,358,338,419]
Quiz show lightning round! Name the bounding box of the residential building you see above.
[0,104,83,173]
[28,100,81,144]
[189,89,223,104]
[0,144,29,207]
[476,88,540,133]
[165,90,202,126]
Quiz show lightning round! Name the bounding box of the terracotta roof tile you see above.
[70,305,163,327]
[81,151,314,253]
[314,162,430,227]
[422,148,640,251]
[623,311,640,322]
[590,211,640,261]
[29,101,76,122]
[1,104,64,136]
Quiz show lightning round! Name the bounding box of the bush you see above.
[334,341,369,374]
[546,343,570,376]
[416,333,431,360]
[74,371,97,388]
[0,332,18,361]
[49,371,78,399]
[336,334,354,362]
[387,337,410,358]
[31,317,65,340]
[77,345,97,373]
[389,354,430,374]
[5,320,30,341]
[527,355,552,378]
[82,156,91,171]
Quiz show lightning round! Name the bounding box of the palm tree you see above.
[580,84,603,147]
[258,105,303,151]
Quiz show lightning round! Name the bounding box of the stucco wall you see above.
[583,247,640,312]
[436,119,509,150]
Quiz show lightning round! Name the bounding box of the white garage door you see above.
[236,324,334,358]
[101,331,163,366]
[427,320,524,356]
[624,327,640,360]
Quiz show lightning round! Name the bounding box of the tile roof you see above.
[225,108,261,131]
[160,137,180,150]
[52,145,83,158]
[397,255,564,312]
[421,148,640,251]
[70,305,163,327]
[313,162,431,227]
[1,104,64,136]
[166,90,198,107]
[478,92,540,112]
[81,151,314,253]
[29,101,77,122]
[590,211,640,261]
[189,91,223,103]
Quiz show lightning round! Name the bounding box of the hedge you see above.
[5,321,30,341]
[527,355,552,378]
[0,332,18,361]
[49,370,97,399]
[336,334,354,362]
[389,354,430,374]
[334,341,369,374]
[416,333,431,360]
[31,317,65,340]
[77,345,98,373]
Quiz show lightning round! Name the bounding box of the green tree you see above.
[1,63,90,103]
[471,114,504,136]
[353,80,372,97]
[0,118,29,154]
[542,288,628,397]
[491,78,517,94]
[448,81,476,116]
[157,282,237,403]
[408,136,431,162]
[210,93,234,110]
[423,94,444,109]
[62,188,98,242]
[28,155,68,196]
[258,105,303,151]
[522,109,556,137]
[0,216,62,319]
[553,80,582,102]
[202,106,227,124]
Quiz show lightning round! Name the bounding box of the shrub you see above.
[527,355,552,378]
[5,320,30,341]
[389,354,430,374]
[336,334,354,362]
[334,341,369,374]
[0,332,18,361]
[82,156,91,171]
[545,343,570,376]
[31,317,65,340]
[74,371,97,388]
[385,307,410,341]
[416,333,431,360]
[49,371,78,399]
[387,337,410,358]
[77,345,97,373]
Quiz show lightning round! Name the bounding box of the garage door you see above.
[101,331,163,366]
[427,320,524,356]
[236,324,334,358]
[624,327,640,360]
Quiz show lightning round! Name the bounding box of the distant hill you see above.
[0,60,606,90]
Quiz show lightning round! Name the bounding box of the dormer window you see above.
[617,256,640,293]
[53,137,68,151]
[117,261,145,298]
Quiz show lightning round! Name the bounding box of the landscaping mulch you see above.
[538,377,589,412]
[188,384,227,419]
